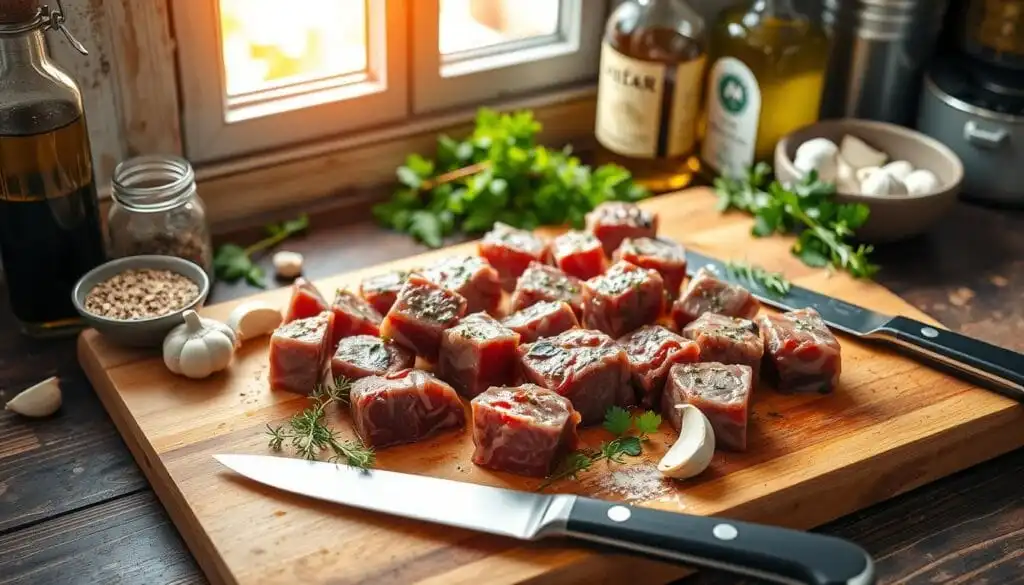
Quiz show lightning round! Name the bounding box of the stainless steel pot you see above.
[917,59,1024,205]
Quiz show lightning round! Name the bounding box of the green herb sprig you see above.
[214,214,310,287]
[715,163,878,278]
[266,377,375,469]
[373,108,649,247]
[726,260,792,296]
[539,406,662,490]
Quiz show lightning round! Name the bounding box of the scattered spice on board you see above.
[84,269,199,320]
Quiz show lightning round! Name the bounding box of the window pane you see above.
[219,0,368,97]
[439,0,561,56]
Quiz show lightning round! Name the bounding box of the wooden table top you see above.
[1,197,1022,585]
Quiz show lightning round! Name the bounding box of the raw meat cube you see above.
[671,267,761,328]
[502,300,579,343]
[663,362,752,451]
[618,325,701,407]
[349,369,466,448]
[757,308,842,394]
[614,237,687,299]
[380,274,468,361]
[682,313,764,381]
[422,255,502,315]
[549,231,607,281]
[330,289,383,346]
[471,384,580,477]
[359,269,413,315]
[582,260,665,338]
[330,335,414,381]
[283,277,329,323]
[269,311,335,395]
[509,262,584,317]
[438,312,521,399]
[586,201,658,256]
[518,328,632,426]
[478,222,547,291]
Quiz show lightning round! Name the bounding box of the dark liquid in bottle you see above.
[0,100,106,336]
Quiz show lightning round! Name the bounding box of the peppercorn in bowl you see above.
[72,255,210,347]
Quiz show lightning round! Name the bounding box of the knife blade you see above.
[685,250,1024,403]
[215,454,875,585]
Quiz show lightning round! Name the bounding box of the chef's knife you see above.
[215,454,874,585]
[686,250,1024,402]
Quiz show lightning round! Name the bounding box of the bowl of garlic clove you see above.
[775,119,964,243]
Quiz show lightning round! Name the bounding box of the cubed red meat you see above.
[330,335,414,381]
[359,269,413,315]
[586,202,658,256]
[518,328,632,426]
[421,255,502,315]
[269,311,335,395]
[671,267,761,328]
[663,362,752,451]
[330,289,383,346]
[283,277,329,323]
[471,384,580,477]
[478,222,548,291]
[380,274,467,361]
[549,231,607,281]
[437,312,521,399]
[682,313,764,382]
[349,369,466,449]
[757,308,842,394]
[614,237,687,299]
[618,325,701,407]
[582,260,665,338]
[509,262,584,317]
[501,300,579,343]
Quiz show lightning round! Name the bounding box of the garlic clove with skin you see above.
[882,160,914,182]
[861,169,908,197]
[855,166,881,185]
[840,134,888,169]
[658,404,716,479]
[904,169,941,196]
[794,138,839,182]
[5,376,62,418]
[273,251,304,280]
[226,301,283,342]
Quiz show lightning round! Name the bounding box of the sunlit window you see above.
[439,0,561,56]
[219,0,368,97]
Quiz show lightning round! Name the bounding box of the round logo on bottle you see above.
[718,73,748,114]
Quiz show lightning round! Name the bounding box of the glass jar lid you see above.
[112,155,198,213]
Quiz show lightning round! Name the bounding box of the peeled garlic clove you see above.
[840,134,888,169]
[273,250,304,279]
[882,160,914,182]
[658,404,716,479]
[5,376,62,418]
[226,301,283,342]
[794,138,839,181]
[855,166,882,185]
[904,169,941,196]
[835,155,859,193]
[861,169,908,196]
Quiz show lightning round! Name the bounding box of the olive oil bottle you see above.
[594,0,708,193]
[701,0,828,177]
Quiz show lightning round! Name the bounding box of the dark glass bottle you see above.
[0,1,106,337]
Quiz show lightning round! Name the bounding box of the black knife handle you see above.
[872,316,1024,403]
[563,497,875,585]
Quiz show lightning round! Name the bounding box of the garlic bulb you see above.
[904,169,941,196]
[794,138,839,182]
[658,404,715,479]
[273,251,304,279]
[5,376,62,418]
[861,169,908,197]
[227,301,283,342]
[163,310,237,379]
[840,135,888,169]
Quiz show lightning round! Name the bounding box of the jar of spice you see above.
[107,155,213,276]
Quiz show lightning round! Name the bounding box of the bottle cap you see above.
[0,0,40,24]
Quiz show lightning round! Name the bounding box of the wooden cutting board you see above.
[78,188,1024,585]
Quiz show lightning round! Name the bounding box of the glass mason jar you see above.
[107,155,213,276]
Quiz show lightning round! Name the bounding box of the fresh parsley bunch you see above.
[715,162,878,278]
[374,108,649,247]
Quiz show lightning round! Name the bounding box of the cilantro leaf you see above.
[633,411,663,436]
[407,211,444,248]
[603,406,633,436]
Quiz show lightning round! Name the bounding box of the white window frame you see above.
[410,0,605,114]
[170,0,409,164]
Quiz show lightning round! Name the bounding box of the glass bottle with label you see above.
[701,0,829,178]
[594,0,708,193]
[0,1,106,337]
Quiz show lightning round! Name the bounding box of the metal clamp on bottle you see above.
[0,0,88,55]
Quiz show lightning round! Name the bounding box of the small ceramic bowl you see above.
[775,119,964,243]
[72,255,210,348]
